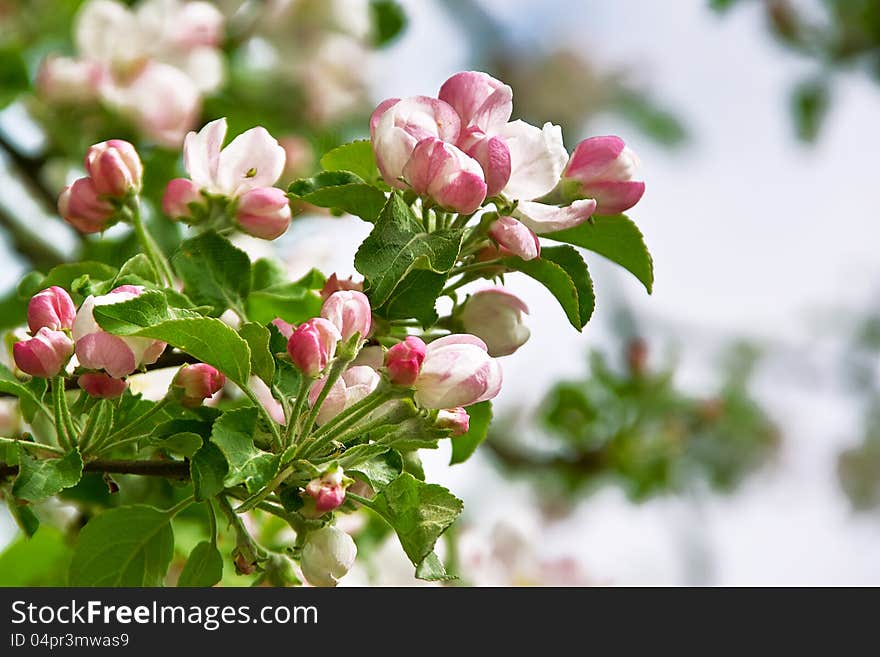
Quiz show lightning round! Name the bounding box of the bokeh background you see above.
[2,0,880,585]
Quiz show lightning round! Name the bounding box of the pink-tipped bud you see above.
[460,288,530,357]
[459,127,511,197]
[320,273,363,301]
[58,177,114,234]
[414,334,502,409]
[27,286,76,333]
[402,137,487,214]
[320,290,372,342]
[489,215,540,261]
[385,336,427,386]
[305,466,350,513]
[562,136,645,215]
[13,328,73,378]
[172,363,226,408]
[287,318,341,377]
[78,373,128,399]
[162,178,203,222]
[271,317,295,339]
[235,187,291,240]
[85,139,143,197]
[437,407,470,436]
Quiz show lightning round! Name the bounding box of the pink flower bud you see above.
[460,288,530,357]
[562,136,645,215]
[437,407,470,436]
[27,286,76,333]
[438,71,513,134]
[85,139,143,197]
[320,273,363,301]
[173,363,226,408]
[458,127,511,197]
[235,187,291,240]
[58,177,114,234]
[162,178,203,221]
[287,318,341,377]
[414,334,502,409]
[78,373,128,399]
[13,328,73,378]
[36,56,106,104]
[305,467,349,513]
[320,290,372,342]
[72,287,166,378]
[385,336,426,386]
[402,138,487,214]
[488,216,540,261]
[370,96,461,188]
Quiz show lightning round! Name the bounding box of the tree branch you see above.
[0,458,191,481]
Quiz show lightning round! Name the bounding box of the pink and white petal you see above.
[369,97,400,139]
[426,333,488,354]
[183,118,226,191]
[587,180,646,215]
[217,126,286,195]
[500,120,568,201]
[565,136,626,182]
[515,199,597,234]
[75,333,136,378]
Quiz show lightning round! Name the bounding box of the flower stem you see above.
[300,391,398,459]
[283,376,313,447]
[0,437,63,455]
[94,398,170,455]
[127,200,175,287]
[51,377,72,451]
[295,356,352,448]
[241,386,283,452]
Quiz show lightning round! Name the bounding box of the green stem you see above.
[296,356,352,447]
[96,398,170,454]
[57,383,78,448]
[165,495,195,517]
[207,499,219,547]
[448,259,502,278]
[301,394,399,459]
[51,377,72,451]
[234,463,295,514]
[283,376,313,446]
[346,491,376,509]
[307,384,393,444]
[241,386,283,452]
[0,437,63,455]
[128,201,175,287]
[218,494,267,560]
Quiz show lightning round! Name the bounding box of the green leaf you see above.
[347,449,402,490]
[239,322,275,385]
[319,140,381,182]
[209,408,278,493]
[544,214,654,293]
[18,262,117,301]
[0,365,47,415]
[289,171,386,222]
[450,401,492,465]
[415,551,453,581]
[191,441,228,501]
[251,258,288,290]
[115,253,159,286]
[3,486,39,537]
[0,526,72,586]
[93,291,252,385]
[177,541,223,587]
[151,431,203,458]
[504,245,594,330]
[246,282,323,326]
[368,473,462,579]
[355,193,464,306]
[370,0,407,47]
[13,448,83,502]
[0,47,29,108]
[378,269,445,326]
[69,505,175,586]
[172,231,251,316]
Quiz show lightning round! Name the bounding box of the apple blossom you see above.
[402,138,487,214]
[320,290,372,342]
[488,215,540,261]
[514,199,598,234]
[562,136,646,214]
[437,407,470,436]
[385,336,427,387]
[287,318,341,377]
[162,178,203,221]
[414,334,502,409]
[13,328,74,378]
[72,286,166,378]
[308,365,380,425]
[460,288,530,357]
[305,466,350,513]
[370,96,461,188]
[78,372,128,399]
[36,56,105,103]
[27,287,77,333]
[58,177,114,234]
[235,187,292,240]
[85,139,143,197]
[172,363,225,407]
[301,526,357,587]
[184,117,286,198]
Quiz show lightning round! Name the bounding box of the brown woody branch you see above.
[0,458,190,481]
